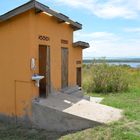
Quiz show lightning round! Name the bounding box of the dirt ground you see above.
[0,121,68,140]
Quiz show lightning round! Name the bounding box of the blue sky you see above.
[1,0,140,58]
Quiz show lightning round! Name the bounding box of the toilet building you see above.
[0,0,89,119]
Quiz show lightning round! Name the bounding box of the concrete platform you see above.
[32,93,122,132]
[89,96,104,103]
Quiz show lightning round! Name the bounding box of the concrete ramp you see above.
[32,93,122,132]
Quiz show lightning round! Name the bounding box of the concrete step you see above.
[83,95,104,103]
[61,86,80,93]
[61,86,84,98]
[69,90,84,98]
[32,93,122,132]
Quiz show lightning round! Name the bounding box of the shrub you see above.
[83,61,130,93]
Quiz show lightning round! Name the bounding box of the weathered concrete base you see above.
[89,96,104,103]
[61,86,104,103]
[0,91,122,132]
[0,113,32,128]
[0,113,16,124]
[61,86,84,98]
[32,93,122,132]
[32,102,101,132]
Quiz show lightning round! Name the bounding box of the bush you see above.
[83,61,130,93]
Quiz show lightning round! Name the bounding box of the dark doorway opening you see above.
[61,48,68,89]
[76,67,82,87]
[39,45,50,98]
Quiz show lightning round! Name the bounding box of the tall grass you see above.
[61,63,140,140]
[83,61,130,93]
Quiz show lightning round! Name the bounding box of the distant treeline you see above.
[83,58,140,63]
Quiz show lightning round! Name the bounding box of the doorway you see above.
[61,48,68,89]
[39,45,50,98]
[76,67,82,87]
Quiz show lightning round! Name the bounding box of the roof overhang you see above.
[0,0,82,31]
[73,41,90,49]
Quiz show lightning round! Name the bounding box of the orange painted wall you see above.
[0,11,38,117]
[30,10,82,90]
[0,9,82,117]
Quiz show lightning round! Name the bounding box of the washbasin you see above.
[32,74,44,87]
[32,75,44,80]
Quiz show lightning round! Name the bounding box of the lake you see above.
[83,58,140,68]
[84,62,140,68]
[108,62,140,68]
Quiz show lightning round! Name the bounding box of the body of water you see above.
[83,58,140,68]
[109,62,140,68]
[84,62,140,68]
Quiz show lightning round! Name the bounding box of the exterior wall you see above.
[0,11,35,117]
[29,10,82,91]
[0,9,82,117]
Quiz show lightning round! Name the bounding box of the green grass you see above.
[60,68,140,140]
[0,67,140,140]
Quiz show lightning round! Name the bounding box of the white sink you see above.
[32,75,44,87]
[32,75,44,80]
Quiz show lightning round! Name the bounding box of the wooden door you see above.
[39,45,50,98]
[76,67,82,87]
[61,48,68,89]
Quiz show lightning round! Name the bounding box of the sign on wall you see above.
[76,60,82,65]
[38,35,50,41]
[61,39,68,44]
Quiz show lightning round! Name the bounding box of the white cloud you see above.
[55,0,140,19]
[124,27,140,32]
[75,31,120,41]
[74,31,140,58]
[56,0,94,8]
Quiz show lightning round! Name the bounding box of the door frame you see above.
[61,47,69,89]
[39,45,51,98]
[76,67,82,87]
